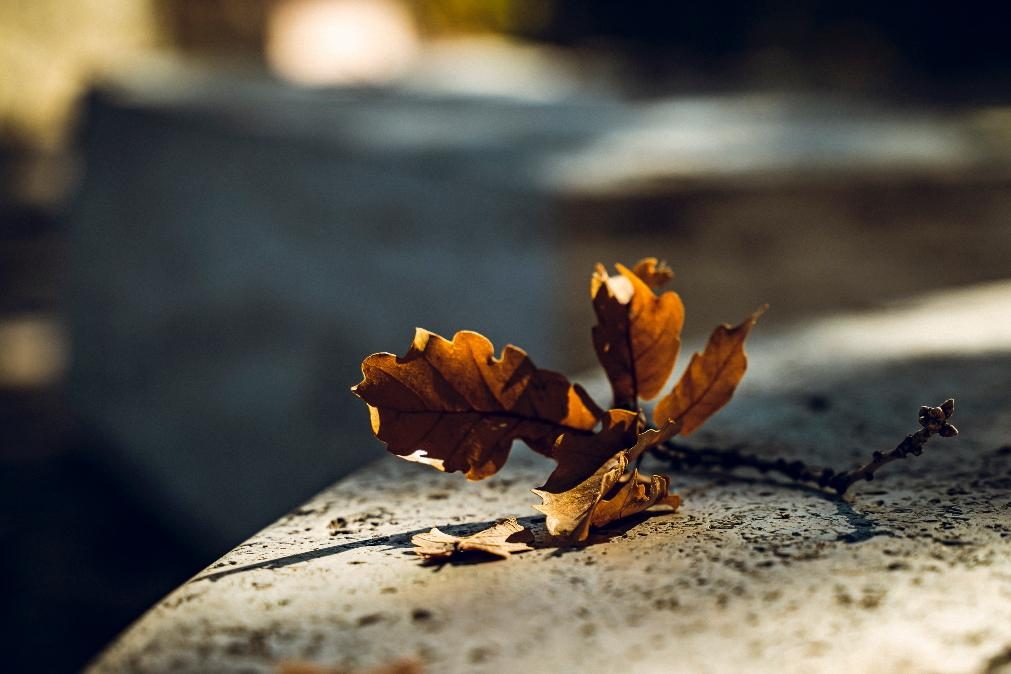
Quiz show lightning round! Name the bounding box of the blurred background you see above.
[2,1,1010,671]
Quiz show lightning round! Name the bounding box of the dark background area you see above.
[550,1,1011,99]
[2,1,1010,672]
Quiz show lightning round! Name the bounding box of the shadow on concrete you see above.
[190,511,666,578]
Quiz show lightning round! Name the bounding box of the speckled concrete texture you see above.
[88,283,1011,674]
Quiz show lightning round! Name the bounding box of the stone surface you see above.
[88,281,1011,674]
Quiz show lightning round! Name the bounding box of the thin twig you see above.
[650,399,958,496]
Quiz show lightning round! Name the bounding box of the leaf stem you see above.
[649,399,958,496]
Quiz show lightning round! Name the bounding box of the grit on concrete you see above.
[88,282,1011,674]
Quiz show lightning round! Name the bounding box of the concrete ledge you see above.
[88,282,1011,674]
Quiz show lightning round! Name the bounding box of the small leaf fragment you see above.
[591,261,685,407]
[653,307,766,434]
[352,329,602,480]
[411,517,534,561]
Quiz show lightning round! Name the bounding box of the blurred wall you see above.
[67,76,588,548]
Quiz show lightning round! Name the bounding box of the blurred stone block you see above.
[66,66,619,551]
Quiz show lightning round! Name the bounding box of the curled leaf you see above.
[533,450,678,543]
[654,307,766,434]
[352,329,602,480]
[532,413,682,542]
[411,517,534,561]
[533,450,626,543]
[591,471,680,529]
[591,260,685,408]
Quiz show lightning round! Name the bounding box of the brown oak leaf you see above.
[352,329,602,480]
[653,306,766,434]
[411,517,534,561]
[591,259,685,409]
[532,411,681,542]
[533,450,626,542]
[592,470,681,533]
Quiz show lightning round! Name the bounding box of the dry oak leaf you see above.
[352,329,602,480]
[593,469,680,534]
[532,410,681,542]
[653,306,766,434]
[591,259,685,408]
[533,452,679,543]
[411,517,534,561]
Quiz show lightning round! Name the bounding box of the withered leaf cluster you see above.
[353,258,763,553]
